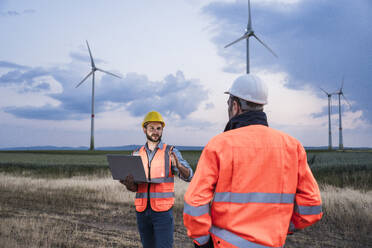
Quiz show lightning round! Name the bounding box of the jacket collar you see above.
[224,111,268,132]
[145,141,164,151]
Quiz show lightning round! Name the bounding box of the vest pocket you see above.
[135,198,144,206]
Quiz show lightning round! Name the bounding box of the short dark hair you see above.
[230,95,263,111]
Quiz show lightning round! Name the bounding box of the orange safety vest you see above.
[183,125,322,248]
[135,143,175,212]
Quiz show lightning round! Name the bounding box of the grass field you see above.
[1,150,371,189]
[0,149,372,247]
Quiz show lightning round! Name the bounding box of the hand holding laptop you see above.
[120,175,138,192]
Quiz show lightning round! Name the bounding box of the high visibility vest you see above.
[183,125,323,248]
[135,143,175,212]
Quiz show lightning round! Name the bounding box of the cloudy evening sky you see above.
[1,0,371,148]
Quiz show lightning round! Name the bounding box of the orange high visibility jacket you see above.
[183,125,322,248]
[135,143,175,212]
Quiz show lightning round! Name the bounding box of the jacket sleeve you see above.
[183,142,219,246]
[290,144,323,232]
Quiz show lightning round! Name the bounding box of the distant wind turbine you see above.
[319,87,336,150]
[75,40,121,151]
[224,0,277,74]
[334,77,351,150]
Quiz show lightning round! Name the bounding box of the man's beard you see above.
[146,132,162,142]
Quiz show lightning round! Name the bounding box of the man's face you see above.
[143,122,163,142]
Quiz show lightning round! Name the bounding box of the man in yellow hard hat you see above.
[121,111,193,248]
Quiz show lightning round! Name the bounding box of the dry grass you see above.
[0,174,192,248]
[1,174,371,248]
[285,184,372,247]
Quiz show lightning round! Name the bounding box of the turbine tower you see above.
[224,0,277,74]
[334,77,351,150]
[320,87,335,150]
[76,40,121,151]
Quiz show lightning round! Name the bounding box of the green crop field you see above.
[0,150,200,178]
[1,149,371,190]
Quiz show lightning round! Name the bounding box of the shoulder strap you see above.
[132,145,142,155]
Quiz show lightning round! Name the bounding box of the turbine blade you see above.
[96,68,121,79]
[252,34,278,57]
[86,40,95,68]
[76,71,93,88]
[342,94,352,108]
[225,34,249,48]
[248,0,252,30]
[319,87,329,95]
[341,76,345,90]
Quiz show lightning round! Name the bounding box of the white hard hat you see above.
[224,74,268,105]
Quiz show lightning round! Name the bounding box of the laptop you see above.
[106,154,149,183]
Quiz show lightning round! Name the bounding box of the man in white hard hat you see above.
[121,111,193,248]
[183,75,322,248]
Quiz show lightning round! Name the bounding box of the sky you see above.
[0,0,371,148]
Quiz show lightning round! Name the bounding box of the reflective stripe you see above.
[210,226,283,248]
[214,192,295,204]
[150,192,175,198]
[194,234,210,245]
[183,202,210,217]
[136,192,148,199]
[151,177,174,183]
[164,145,172,178]
[296,204,322,215]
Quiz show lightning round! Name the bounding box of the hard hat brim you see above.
[142,121,165,128]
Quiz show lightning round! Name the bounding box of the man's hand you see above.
[194,238,214,248]
[120,175,138,192]
[170,151,190,179]
[170,151,180,169]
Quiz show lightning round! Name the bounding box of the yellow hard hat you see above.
[142,111,165,128]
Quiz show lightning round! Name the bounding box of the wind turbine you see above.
[75,40,121,151]
[319,87,335,150]
[224,0,277,74]
[334,77,351,150]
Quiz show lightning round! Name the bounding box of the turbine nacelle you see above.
[245,30,254,36]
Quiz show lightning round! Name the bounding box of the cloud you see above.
[121,71,208,118]
[0,9,36,17]
[0,60,29,70]
[204,102,215,110]
[203,0,372,121]
[0,56,208,122]
[0,67,55,95]
[23,9,36,14]
[21,82,51,93]
[4,105,83,120]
